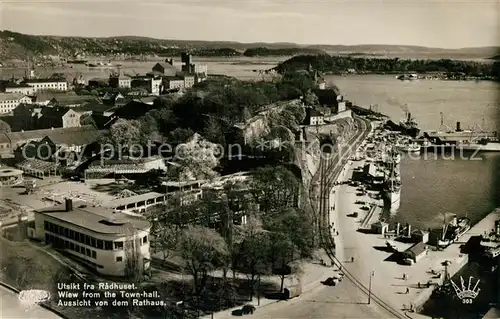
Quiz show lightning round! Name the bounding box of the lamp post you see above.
[368,271,374,304]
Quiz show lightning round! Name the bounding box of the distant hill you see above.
[0,30,498,61]
[243,47,326,57]
[489,55,500,60]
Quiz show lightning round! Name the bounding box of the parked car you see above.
[400,258,414,266]
[241,304,256,315]
[322,277,339,286]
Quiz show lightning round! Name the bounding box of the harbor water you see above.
[327,74,500,230]
[328,74,499,318]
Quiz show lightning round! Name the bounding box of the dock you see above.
[409,208,500,312]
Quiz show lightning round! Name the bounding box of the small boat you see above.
[67,59,88,64]
[397,143,421,153]
[396,73,418,81]
[482,246,500,259]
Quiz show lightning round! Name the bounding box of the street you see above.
[0,285,62,319]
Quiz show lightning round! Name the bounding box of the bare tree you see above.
[124,226,144,281]
[177,225,228,295]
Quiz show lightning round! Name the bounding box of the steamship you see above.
[423,121,500,152]
[382,149,401,214]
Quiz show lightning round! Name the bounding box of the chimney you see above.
[65,198,73,212]
[456,121,461,132]
[406,223,411,237]
[396,222,400,235]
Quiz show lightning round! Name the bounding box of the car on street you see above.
[322,277,339,286]
[241,304,256,315]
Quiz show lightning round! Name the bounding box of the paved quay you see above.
[330,153,500,316]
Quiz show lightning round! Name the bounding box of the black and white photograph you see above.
[0,0,499,318]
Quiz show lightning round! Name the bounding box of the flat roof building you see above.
[30,199,151,277]
[107,192,166,213]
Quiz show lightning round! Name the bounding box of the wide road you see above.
[253,116,396,319]
[0,285,63,319]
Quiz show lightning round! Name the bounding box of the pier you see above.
[331,123,499,316]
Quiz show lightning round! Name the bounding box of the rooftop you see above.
[35,200,150,234]
[5,83,31,88]
[404,242,427,256]
[42,126,101,146]
[3,125,99,145]
[201,172,250,190]
[41,106,71,117]
[24,78,66,84]
[0,93,26,101]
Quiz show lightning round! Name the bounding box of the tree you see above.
[251,166,301,214]
[202,117,225,145]
[264,207,315,259]
[168,127,195,147]
[158,225,181,262]
[105,119,142,153]
[303,90,319,107]
[233,217,272,299]
[0,119,11,133]
[124,227,144,281]
[174,133,220,181]
[177,226,229,295]
[268,233,300,292]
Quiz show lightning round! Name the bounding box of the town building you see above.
[30,199,151,276]
[163,77,185,90]
[183,75,195,88]
[24,78,68,93]
[109,75,132,89]
[150,77,162,95]
[0,125,99,158]
[303,108,325,126]
[401,242,428,263]
[83,156,167,181]
[0,93,32,114]
[411,229,430,244]
[19,125,101,166]
[40,93,100,107]
[102,92,129,107]
[152,61,179,76]
[36,106,81,129]
[4,83,34,95]
[107,192,167,213]
[88,78,109,89]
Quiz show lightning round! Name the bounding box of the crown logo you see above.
[450,276,480,301]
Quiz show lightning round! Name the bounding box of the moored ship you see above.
[384,111,420,138]
[423,121,500,152]
[383,178,401,214]
[382,150,401,214]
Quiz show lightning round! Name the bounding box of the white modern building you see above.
[30,199,151,277]
[5,84,34,95]
[0,93,32,114]
[107,192,167,213]
[24,79,68,93]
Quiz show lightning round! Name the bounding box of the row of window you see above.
[43,220,149,250]
[45,233,97,259]
[44,221,120,250]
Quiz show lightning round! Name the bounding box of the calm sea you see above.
[326,75,500,229]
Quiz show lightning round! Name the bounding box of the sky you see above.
[1,0,499,49]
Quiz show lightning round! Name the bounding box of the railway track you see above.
[311,116,408,319]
